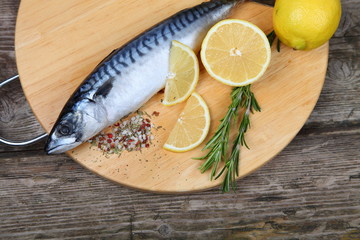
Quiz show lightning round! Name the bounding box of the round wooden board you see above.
[15,0,328,193]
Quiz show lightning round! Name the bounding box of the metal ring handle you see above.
[0,75,48,146]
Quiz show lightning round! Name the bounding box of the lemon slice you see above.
[162,40,199,106]
[201,19,271,86]
[163,92,210,152]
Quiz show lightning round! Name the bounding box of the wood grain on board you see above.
[15,1,328,192]
[1,0,359,239]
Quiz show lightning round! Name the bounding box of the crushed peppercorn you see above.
[88,111,157,155]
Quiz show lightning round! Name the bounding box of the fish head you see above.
[45,99,107,154]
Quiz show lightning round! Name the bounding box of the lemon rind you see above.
[162,40,200,106]
[200,19,271,87]
[163,92,210,152]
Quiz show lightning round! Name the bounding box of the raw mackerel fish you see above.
[45,0,243,154]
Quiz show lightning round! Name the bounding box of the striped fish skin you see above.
[45,0,242,154]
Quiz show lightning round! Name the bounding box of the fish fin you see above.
[94,77,114,98]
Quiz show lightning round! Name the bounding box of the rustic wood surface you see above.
[0,0,359,239]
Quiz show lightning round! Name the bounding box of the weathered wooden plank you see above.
[334,0,360,38]
[0,78,46,152]
[0,129,359,239]
[0,0,19,52]
[0,0,359,239]
[0,0,44,152]
[307,36,360,125]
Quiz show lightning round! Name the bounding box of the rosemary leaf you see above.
[217,85,261,192]
[196,87,244,179]
[277,38,281,52]
[266,30,276,47]
[198,85,261,192]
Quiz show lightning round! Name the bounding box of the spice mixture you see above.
[88,111,157,155]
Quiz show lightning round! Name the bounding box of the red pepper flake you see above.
[139,123,146,130]
[88,111,155,155]
[152,111,160,117]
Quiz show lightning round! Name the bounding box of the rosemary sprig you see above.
[216,86,261,192]
[196,87,246,179]
[196,85,260,192]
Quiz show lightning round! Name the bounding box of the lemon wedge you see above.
[162,40,199,106]
[163,92,210,152]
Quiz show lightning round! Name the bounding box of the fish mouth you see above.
[45,137,78,155]
[45,145,64,155]
[45,143,80,155]
[45,143,68,155]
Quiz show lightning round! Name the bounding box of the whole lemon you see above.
[273,0,341,50]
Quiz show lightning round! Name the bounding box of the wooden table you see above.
[1,0,359,239]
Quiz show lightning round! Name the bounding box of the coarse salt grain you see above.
[88,111,158,155]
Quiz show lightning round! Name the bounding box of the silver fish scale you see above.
[75,0,233,99]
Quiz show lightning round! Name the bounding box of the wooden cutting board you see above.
[15,0,328,193]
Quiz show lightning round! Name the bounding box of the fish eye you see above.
[58,123,73,136]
